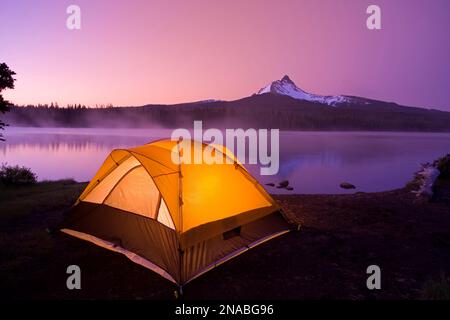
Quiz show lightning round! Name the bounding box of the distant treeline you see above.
[4,94,450,131]
[18,102,114,109]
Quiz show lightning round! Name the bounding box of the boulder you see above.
[340,182,356,189]
[278,180,289,188]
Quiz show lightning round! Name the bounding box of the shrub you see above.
[435,154,450,180]
[0,163,37,186]
[422,273,450,300]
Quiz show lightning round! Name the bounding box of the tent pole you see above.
[177,138,184,287]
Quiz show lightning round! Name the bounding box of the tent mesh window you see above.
[222,226,241,240]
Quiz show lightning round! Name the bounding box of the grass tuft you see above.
[422,272,450,300]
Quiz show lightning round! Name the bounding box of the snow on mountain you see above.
[256,75,356,107]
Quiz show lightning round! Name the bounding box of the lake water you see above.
[1,127,450,194]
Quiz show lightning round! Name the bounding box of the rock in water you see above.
[340,182,356,189]
[265,183,275,187]
[278,180,289,188]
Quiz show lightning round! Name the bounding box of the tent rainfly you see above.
[61,139,295,288]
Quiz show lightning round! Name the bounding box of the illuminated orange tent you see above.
[61,139,294,288]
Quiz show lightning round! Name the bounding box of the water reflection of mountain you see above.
[2,131,449,165]
[2,129,450,194]
[279,132,450,163]
[276,132,450,177]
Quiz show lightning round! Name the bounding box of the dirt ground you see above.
[1,180,449,300]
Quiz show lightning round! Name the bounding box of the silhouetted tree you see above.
[0,63,16,141]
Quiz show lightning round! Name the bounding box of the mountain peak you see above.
[256,75,353,107]
[281,75,293,82]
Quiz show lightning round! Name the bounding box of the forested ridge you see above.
[4,94,450,131]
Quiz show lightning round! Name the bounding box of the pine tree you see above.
[0,63,16,141]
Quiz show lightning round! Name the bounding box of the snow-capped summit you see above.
[257,75,354,107]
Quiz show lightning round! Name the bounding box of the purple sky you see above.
[1,0,449,110]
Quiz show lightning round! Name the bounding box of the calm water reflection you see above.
[2,127,450,194]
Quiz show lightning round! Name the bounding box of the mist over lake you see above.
[2,127,449,194]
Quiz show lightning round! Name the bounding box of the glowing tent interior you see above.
[61,139,296,287]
